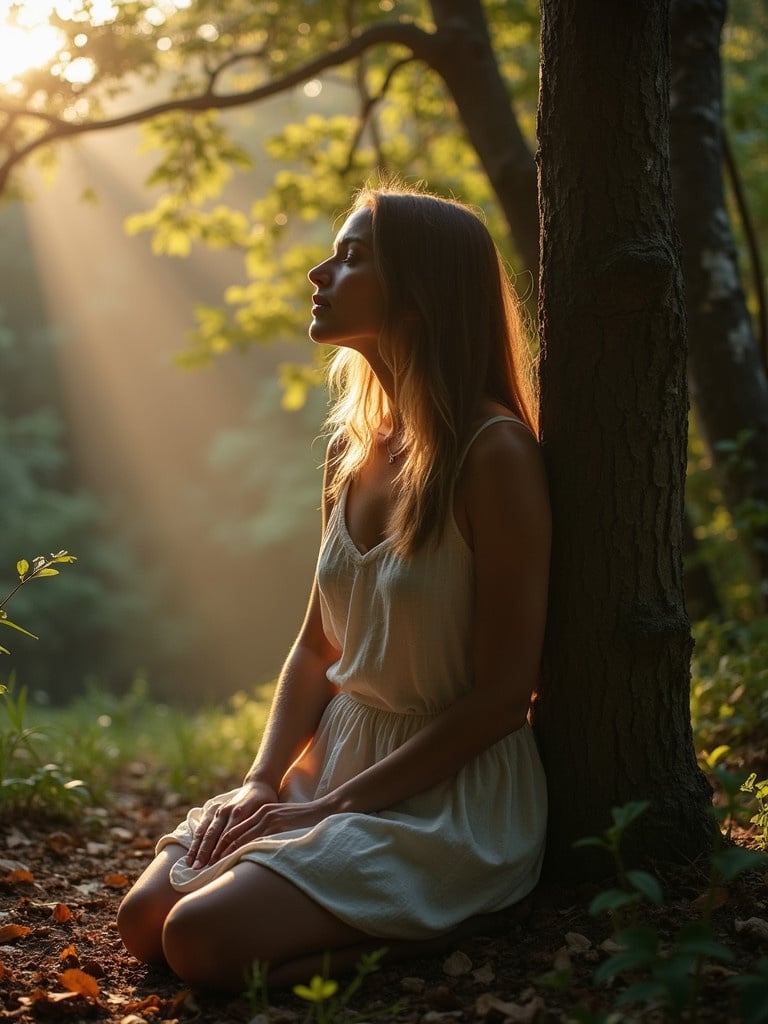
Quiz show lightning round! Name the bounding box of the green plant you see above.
[741,772,768,849]
[0,551,76,654]
[575,800,767,1022]
[0,678,90,819]
[690,617,768,750]
[243,948,396,1024]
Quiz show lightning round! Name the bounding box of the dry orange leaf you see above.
[3,868,34,885]
[53,902,73,922]
[123,993,162,1013]
[59,967,100,999]
[60,943,78,962]
[103,872,130,890]
[0,923,32,943]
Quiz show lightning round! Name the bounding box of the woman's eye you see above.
[342,249,357,264]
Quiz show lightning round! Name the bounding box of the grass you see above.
[0,673,273,819]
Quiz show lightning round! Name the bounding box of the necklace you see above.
[385,433,406,464]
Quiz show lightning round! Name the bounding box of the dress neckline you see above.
[335,415,528,562]
[337,481,395,563]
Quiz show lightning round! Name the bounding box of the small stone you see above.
[442,949,472,976]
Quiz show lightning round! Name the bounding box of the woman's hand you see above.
[186,780,279,869]
[211,797,338,861]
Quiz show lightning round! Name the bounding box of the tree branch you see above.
[341,56,415,175]
[0,21,438,194]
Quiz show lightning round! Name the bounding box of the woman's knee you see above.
[117,886,166,964]
[117,849,184,964]
[161,896,264,989]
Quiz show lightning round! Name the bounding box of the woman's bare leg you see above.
[160,862,371,990]
[117,845,187,964]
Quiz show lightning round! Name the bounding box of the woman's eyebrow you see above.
[334,233,371,249]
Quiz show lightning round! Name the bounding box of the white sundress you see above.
[157,416,548,939]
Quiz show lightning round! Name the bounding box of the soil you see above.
[1,781,767,1024]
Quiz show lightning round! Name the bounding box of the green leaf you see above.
[626,869,664,905]
[0,618,39,640]
[611,801,651,831]
[589,889,640,916]
[34,568,59,577]
[573,836,608,850]
[675,922,735,961]
[595,944,657,983]
[615,978,668,1007]
[16,559,29,577]
[705,744,731,769]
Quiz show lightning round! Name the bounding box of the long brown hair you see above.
[325,183,537,554]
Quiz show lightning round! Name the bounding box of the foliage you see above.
[0,678,91,819]
[686,420,766,618]
[690,616,768,750]
[243,948,395,1024]
[565,800,768,1023]
[0,550,76,655]
[1,675,275,816]
[723,0,768,315]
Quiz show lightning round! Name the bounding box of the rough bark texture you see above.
[532,0,713,876]
[670,0,768,590]
[428,0,540,277]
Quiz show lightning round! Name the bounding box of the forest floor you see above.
[1,776,767,1024]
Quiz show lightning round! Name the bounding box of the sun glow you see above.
[0,11,63,85]
[0,1,190,87]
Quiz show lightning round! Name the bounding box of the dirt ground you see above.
[1,783,767,1024]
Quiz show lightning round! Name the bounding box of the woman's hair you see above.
[324,183,537,555]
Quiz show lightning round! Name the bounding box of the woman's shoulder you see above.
[459,408,548,511]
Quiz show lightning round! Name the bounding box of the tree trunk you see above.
[670,0,768,595]
[428,0,540,277]
[532,0,713,876]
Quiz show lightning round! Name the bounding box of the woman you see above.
[117,184,550,991]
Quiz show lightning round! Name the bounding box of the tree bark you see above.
[533,0,713,876]
[670,0,768,593]
[428,0,540,277]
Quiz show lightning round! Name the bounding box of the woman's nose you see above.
[308,259,330,285]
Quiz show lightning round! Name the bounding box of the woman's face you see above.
[307,207,386,357]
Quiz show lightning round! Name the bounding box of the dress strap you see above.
[457,415,532,471]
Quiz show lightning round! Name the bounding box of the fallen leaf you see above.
[400,976,425,992]
[565,931,592,952]
[166,988,199,1015]
[110,826,134,842]
[691,886,728,912]
[471,962,496,984]
[86,842,111,856]
[122,994,162,1013]
[2,868,34,885]
[59,967,100,999]
[442,949,473,976]
[599,937,623,954]
[103,872,130,890]
[0,858,30,873]
[552,946,572,971]
[53,903,73,923]
[60,943,78,962]
[475,993,545,1022]
[47,832,74,855]
[735,917,768,942]
[5,828,31,848]
[425,985,463,1010]
[0,923,32,943]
